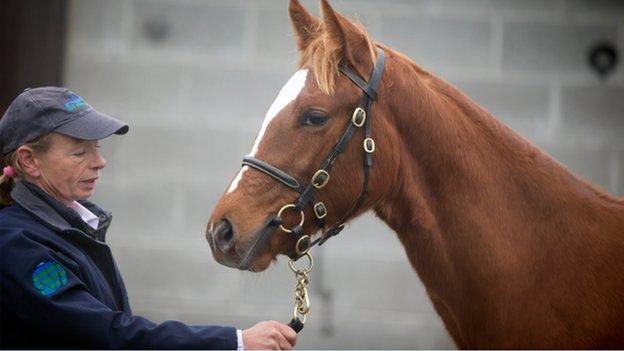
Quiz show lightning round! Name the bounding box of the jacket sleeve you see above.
[0,228,238,350]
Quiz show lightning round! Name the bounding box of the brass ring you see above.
[295,235,312,256]
[289,252,313,274]
[277,204,305,233]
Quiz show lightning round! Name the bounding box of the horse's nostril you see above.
[214,218,235,252]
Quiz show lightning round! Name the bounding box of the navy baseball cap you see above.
[0,87,129,155]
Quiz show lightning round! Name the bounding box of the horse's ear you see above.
[289,0,322,51]
[320,0,375,79]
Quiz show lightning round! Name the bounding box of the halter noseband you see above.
[236,48,386,272]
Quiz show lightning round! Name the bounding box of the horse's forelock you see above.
[296,20,377,96]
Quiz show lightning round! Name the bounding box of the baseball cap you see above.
[0,87,129,155]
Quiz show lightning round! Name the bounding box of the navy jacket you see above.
[0,181,237,349]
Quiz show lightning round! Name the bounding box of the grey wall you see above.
[64,0,623,349]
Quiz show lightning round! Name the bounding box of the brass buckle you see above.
[311,169,330,189]
[313,202,327,219]
[352,107,366,127]
[364,138,375,153]
[277,204,305,233]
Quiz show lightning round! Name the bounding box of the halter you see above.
[236,48,386,332]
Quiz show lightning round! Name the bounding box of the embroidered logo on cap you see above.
[32,261,68,296]
[64,93,87,112]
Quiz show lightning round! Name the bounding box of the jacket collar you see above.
[10,180,112,241]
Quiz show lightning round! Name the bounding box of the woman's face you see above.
[33,133,107,205]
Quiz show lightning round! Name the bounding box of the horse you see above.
[205,0,624,348]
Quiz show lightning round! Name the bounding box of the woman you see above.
[0,87,296,349]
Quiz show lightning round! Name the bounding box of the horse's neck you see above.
[375,62,624,332]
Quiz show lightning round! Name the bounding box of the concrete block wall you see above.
[64,0,623,348]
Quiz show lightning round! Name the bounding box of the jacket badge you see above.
[32,261,68,296]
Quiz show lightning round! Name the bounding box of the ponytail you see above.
[0,153,16,206]
[0,133,54,206]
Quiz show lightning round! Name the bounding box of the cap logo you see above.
[64,93,87,112]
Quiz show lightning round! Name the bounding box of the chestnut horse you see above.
[206,0,624,347]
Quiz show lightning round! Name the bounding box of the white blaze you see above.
[226,69,309,194]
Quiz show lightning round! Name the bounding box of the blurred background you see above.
[2,0,623,348]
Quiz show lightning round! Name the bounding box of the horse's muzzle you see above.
[207,215,283,271]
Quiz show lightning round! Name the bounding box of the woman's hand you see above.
[242,320,297,350]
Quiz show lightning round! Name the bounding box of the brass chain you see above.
[279,204,314,329]
[289,252,313,325]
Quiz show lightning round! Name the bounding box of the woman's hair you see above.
[0,133,55,206]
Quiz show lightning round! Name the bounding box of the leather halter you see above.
[237,48,386,270]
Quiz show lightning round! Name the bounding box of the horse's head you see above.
[206,0,400,272]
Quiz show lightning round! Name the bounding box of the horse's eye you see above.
[303,113,328,126]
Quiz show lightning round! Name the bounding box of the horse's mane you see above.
[296,20,377,96]
[424,63,624,206]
